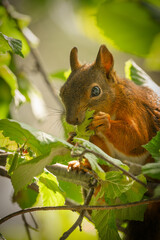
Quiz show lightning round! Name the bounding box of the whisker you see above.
[44,112,64,137]
[45,106,65,119]
[47,106,64,114]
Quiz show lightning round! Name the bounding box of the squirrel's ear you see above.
[95,45,114,73]
[70,47,81,71]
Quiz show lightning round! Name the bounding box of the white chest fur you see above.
[97,132,149,166]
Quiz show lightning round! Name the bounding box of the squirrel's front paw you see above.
[67,132,77,144]
[68,160,81,171]
[68,159,91,172]
[87,111,111,133]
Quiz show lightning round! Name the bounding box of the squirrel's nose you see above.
[66,116,79,125]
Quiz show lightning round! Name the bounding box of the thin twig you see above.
[22,213,38,233]
[59,187,94,240]
[22,214,32,240]
[0,197,160,225]
[0,233,6,240]
[29,213,39,230]
[74,144,148,189]
[28,47,62,108]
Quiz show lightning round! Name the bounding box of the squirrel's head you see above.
[60,45,116,125]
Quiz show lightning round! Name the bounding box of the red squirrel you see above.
[60,45,160,240]
[60,45,160,169]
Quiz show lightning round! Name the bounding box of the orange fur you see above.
[60,45,160,239]
[60,45,160,168]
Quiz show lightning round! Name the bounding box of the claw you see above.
[88,117,93,120]
[85,126,90,132]
[88,112,111,132]
[67,159,91,172]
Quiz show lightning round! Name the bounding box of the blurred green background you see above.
[0,0,159,239]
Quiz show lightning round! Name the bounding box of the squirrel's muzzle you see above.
[66,110,85,126]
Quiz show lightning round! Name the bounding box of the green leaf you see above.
[103,171,133,200]
[0,52,11,66]
[51,151,73,165]
[0,32,23,57]
[7,152,19,175]
[37,172,65,206]
[97,1,160,56]
[0,131,17,151]
[0,32,12,54]
[92,210,121,240]
[142,162,160,180]
[62,109,94,140]
[0,7,30,56]
[75,138,127,168]
[0,119,72,192]
[13,188,38,209]
[143,131,160,161]
[0,102,10,119]
[11,146,70,193]
[0,65,18,96]
[0,77,12,101]
[115,175,147,221]
[0,77,12,118]
[0,66,26,107]
[124,174,147,202]
[0,119,71,155]
[50,69,71,82]
[85,152,106,180]
[115,204,147,222]
[125,60,160,95]
[58,180,83,204]
[62,116,76,139]
[0,119,73,192]
[76,109,95,140]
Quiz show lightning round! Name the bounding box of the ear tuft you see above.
[70,47,81,71]
[95,45,114,73]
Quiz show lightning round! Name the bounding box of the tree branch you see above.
[59,187,94,240]
[46,164,97,190]
[0,197,160,225]
[28,47,62,108]
[74,144,148,189]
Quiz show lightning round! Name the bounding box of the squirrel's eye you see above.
[91,86,101,97]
